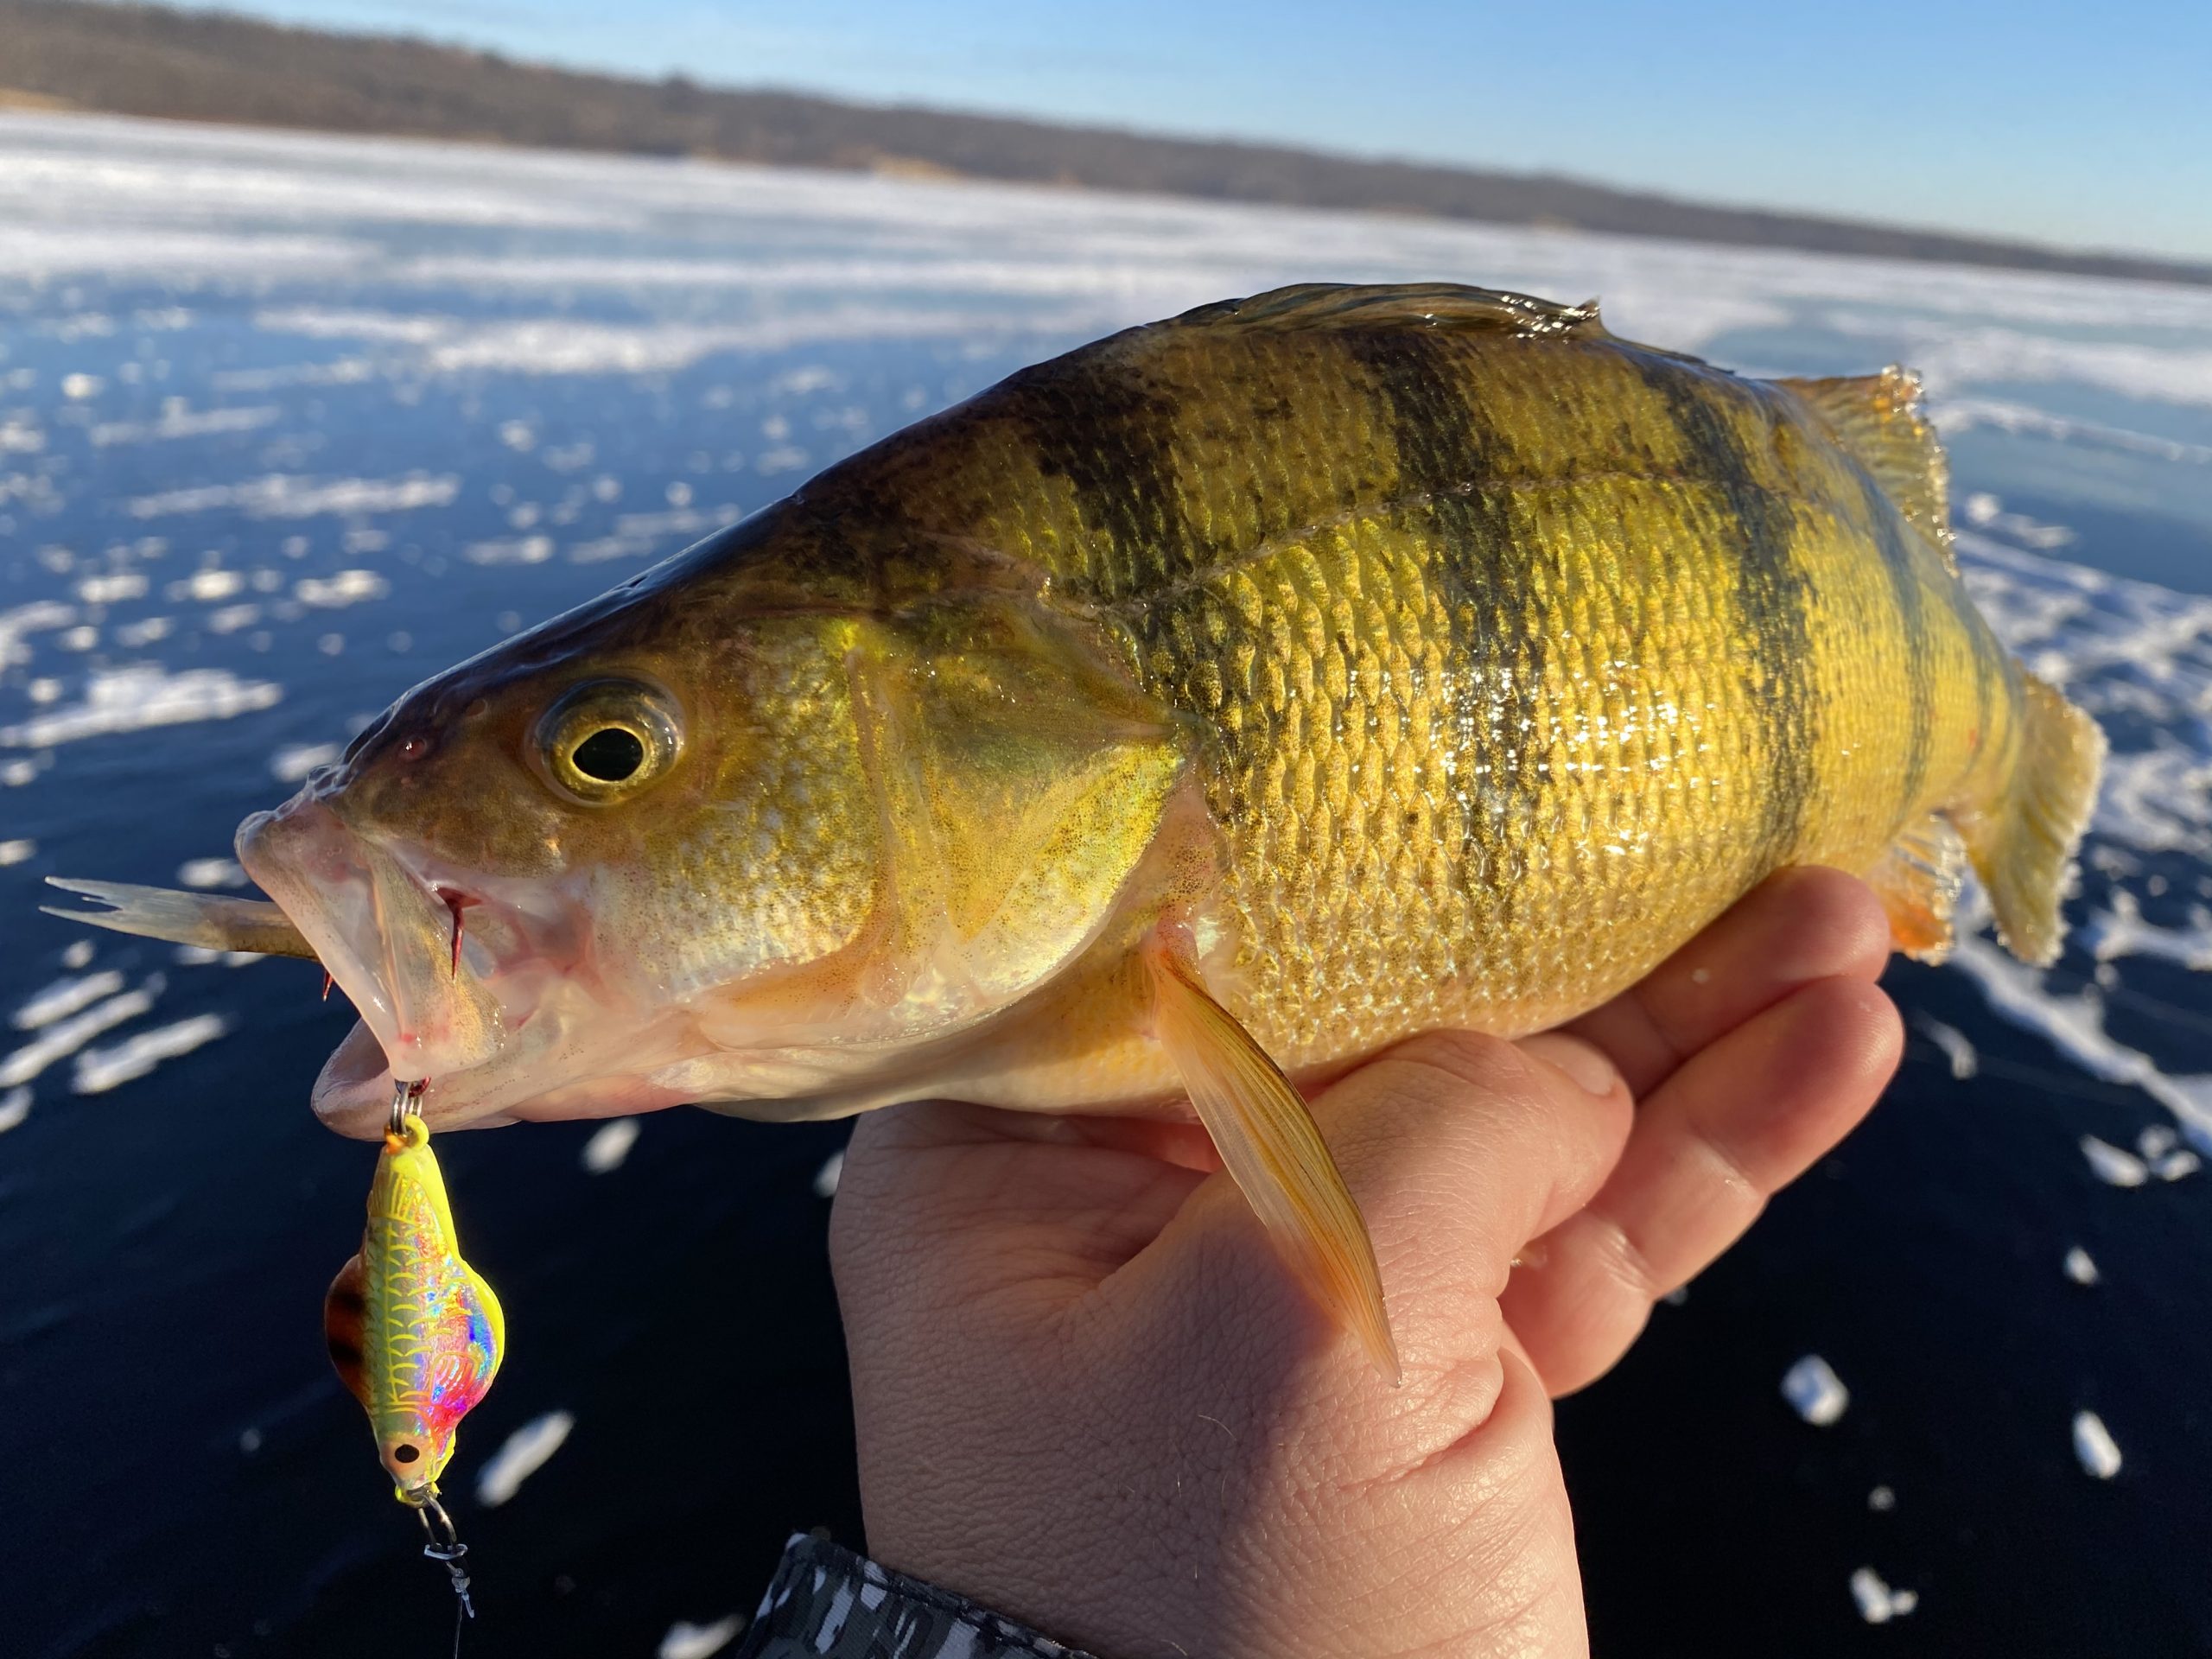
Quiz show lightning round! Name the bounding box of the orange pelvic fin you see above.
[1142,922,1399,1382]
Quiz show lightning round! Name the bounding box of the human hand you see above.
[828,868,1903,1658]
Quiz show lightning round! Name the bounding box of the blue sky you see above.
[175,0,2212,261]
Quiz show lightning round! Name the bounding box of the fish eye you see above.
[534,678,683,804]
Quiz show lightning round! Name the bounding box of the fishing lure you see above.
[325,1080,505,1623]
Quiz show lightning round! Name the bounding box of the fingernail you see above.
[1521,1033,1621,1097]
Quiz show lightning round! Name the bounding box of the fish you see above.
[49,283,2104,1372]
[325,1104,505,1497]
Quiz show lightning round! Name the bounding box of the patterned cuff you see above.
[738,1532,1100,1659]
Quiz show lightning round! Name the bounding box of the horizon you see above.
[148,0,2212,265]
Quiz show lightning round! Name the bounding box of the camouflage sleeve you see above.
[736,1532,1101,1659]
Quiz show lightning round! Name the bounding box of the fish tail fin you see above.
[1959,671,2105,966]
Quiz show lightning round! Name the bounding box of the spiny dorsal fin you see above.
[1775,367,1956,571]
[1173,282,1605,342]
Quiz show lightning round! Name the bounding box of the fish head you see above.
[239,520,1189,1136]
[238,559,895,1132]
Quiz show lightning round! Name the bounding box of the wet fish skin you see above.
[57,284,2099,1139]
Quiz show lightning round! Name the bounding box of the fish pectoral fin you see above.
[1771,367,1955,570]
[1142,926,1399,1382]
[324,1253,373,1408]
[1866,811,1969,963]
[41,877,320,960]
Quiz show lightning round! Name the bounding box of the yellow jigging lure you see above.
[325,1080,505,1620]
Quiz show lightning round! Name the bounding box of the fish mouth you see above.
[236,794,537,1133]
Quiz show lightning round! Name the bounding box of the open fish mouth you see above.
[232,792,586,1134]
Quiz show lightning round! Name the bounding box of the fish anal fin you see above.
[1867,812,1968,963]
[1775,367,1955,570]
[1142,924,1399,1382]
[323,1252,372,1408]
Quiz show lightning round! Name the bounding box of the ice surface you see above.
[1781,1356,1849,1426]
[476,1409,575,1507]
[2072,1411,2123,1478]
[659,1617,747,1659]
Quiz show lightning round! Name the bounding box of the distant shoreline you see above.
[6,0,2208,290]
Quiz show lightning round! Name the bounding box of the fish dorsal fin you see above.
[1173,282,1605,342]
[1774,367,1955,570]
[324,1252,372,1409]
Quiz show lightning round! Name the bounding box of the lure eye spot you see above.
[393,1443,420,1465]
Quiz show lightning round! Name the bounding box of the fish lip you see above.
[238,794,511,1097]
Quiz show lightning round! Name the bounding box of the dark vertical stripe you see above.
[1638,363,1820,865]
[1853,468,1936,823]
[1011,344,1199,600]
[1343,328,1544,918]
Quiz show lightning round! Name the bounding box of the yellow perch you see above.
[50,284,2104,1370]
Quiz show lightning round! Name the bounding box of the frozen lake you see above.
[2,113,2209,1656]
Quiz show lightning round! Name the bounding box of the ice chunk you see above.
[294,569,390,608]
[0,985,159,1087]
[1782,1355,1849,1426]
[1851,1567,1919,1624]
[476,1410,575,1508]
[269,741,342,782]
[659,1617,747,1659]
[813,1149,845,1198]
[2073,1411,2121,1478]
[2155,1148,2201,1181]
[2080,1135,2148,1187]
[73,1014,228,1093]
[0,838,35,866]
[0,665,281,747]
[581,1118,639,1174]
[1918,1016,1978,1080]
[177,857,246,889]
[12,969,126,1030]
[1867,1485,1896,1512]
[2064,1247,2101,1285]
[2137,1124,2178,1160]
[0,1086,29,1133]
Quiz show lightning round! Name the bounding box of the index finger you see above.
[1562,866,1892,1098]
